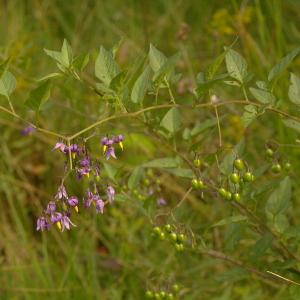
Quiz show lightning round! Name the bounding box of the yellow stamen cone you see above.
[86,173,90,178]
[75,206,79,213]
[56,222,62,231]
[119,142,124,151]
[72,153,76,159]
[103,145,107,153]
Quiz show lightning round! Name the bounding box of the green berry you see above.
[159,232,166,240]
[156,179,161,185]
[133,189,139,196]
[191,178,199,189]
[284,162,291,171]
[170,232,177,242]
[218,188,227,198]
[230,173,240,184]
[233,193,241,201]
[164,224,172,232]
[177,234,185,243]
[193,158,201,168]
[234,159,244,171]
[225,191,232,200]
[144,179,150,186]
[159,291,166,298]
[266,148,274,157]
[198,179,205,189]
[271,163,281,174]
[243,172,253,182]
[172,284,180,292]
[153,226,161,235]
[145,291,154,298]
[175,243,184,252]
[166,293,174,300]
[154,293,161,300]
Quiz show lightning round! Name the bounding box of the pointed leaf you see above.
[160,107,181,134]
[268,47,300,82]
[0,70,16,99]
[249,87,276,105]
[24,81,51,111]
[128,166,143,190]
[288,73,300,105]
[282,119,300,133]
[143,157,178,168]
[225,48,248,83]
[131,66,151,103]
[149,44,167,72]
[95,46,120,86]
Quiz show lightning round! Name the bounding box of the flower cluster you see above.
[37,135,122,232]
[101,134,124,160]
[36,183,116,232]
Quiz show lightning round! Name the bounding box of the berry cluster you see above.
[145,283,181,299]
[265,147,291,174]
[152,224,186,252]
[218,158,254,202]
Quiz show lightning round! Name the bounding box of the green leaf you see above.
[212,215,247,227]
[37,72,63,81]
[61,39,73,68]
[288,73,300,105]
[249,233,273,259]
[24,81,51,111]
[249,87,276,105]
[149,44,167,72]
[109,70,126,92]
[282,119,300,133]
[143,157,178,168]
[44,49,63,66]
[160,107,181,134]
[268,47,300,82]
[128,167,143,190]
[241,105,258,128]
[73,53,90,71]
[0,58,11,78]
[0,70,16,99]
[95,46,121,86]
[153,53,180,83]
[225,48,248,84]
[266,176,291,216]
[131,66,151,103]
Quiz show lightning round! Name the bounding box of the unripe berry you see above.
[164,224,172,232]
[225,191,232,200]
[218,188,227,198]
[175,243,184,252]
[143,179,150,186]
[233,193,241,201]
[191,178,199,189]
[284,162,291,171]
[243,172,253,182]
[271,163,281,174]
[193,158,201,168]
[153,226,161,235]
[172,284,180,293]
[145,291,154,298]
[166,293,174,300]
[159,291,166,298]
[170,232,177,242]
[198,179,205,189]
[266,148,274,157]
[154,292,161,300]
[177,234,185,243]
[230,173,240,184]
[159,232,166,240]
[234,159,244,171]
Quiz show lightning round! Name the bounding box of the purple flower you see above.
[45,201,56,214]
[157,198,167,206]
[68,196,79,207]
[101,137,116,160]
[83,189,95,208]
[76,166,91,179]
[80,156,90,167]
[95,198,105,214]
[21,125,36,136]
[113,134,124,150]
[107,186,115,203]
[61,215,76,231]
[36,217,50,231]
[55,184,68,200]
[53,142,66,153]
[50,212,62,223]
[105,146,116,160]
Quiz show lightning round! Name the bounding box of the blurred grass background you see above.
[1,0,300,299]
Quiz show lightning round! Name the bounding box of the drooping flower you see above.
[53,142,67,153]
[83,189,95,208]
[36,217,50,231]
[157,197,167,206]
[45,201,56,214]
[95,197,105,214]
[50,212,63,224]
[68,196,79,207]
[60,215,76,231]
[55,184,68,200]
[21,125,36,136]
[107,186,115,203]
[69,144,80,158]
[113,134,124,151]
